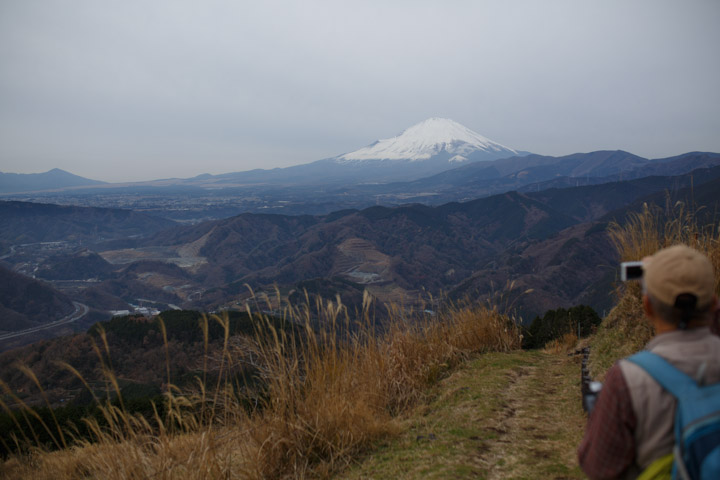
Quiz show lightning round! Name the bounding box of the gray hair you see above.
[645,290,713,329]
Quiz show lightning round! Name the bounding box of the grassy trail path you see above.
[341,350,587,479]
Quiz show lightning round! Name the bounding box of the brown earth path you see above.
[341,350,588,479]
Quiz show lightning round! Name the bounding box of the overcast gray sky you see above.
[1,0,718,182]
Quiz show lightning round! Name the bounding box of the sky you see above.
[1,0,719,183]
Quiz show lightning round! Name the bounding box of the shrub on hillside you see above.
[522,305,601,350]
[87,309,294,344]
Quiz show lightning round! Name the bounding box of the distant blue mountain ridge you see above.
[2,151,720,196]
[0,168,105,193]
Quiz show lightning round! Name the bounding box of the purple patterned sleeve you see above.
[578,363,637,479]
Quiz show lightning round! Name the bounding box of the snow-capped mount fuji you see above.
[115,118,527,188]
[336,117,520,164]
[198,118,527,185]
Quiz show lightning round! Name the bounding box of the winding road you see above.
[0,301,89,341]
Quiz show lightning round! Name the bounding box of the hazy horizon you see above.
[1,0,719,183]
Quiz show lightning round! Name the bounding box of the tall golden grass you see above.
[608,201,720,275]
[1,291,520,479]
[543,331,580,355]
[590,201,720,378]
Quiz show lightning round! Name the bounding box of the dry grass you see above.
[543,331,579,355]
[1,291,521,479]
[608,201,720,273]
[590,201,720,378]
[340,350,586,479]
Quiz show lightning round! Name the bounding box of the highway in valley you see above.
[0,301,89,341]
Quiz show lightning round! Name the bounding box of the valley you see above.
[2,120,720,354]
[3,162,720,353]
[4,151,720,223]
[0,301,88,342]
[1,124,720,477]
[2,1,718,474]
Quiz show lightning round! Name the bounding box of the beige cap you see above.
[643,245,716,309]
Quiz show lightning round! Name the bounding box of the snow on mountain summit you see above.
[337,118,518,163]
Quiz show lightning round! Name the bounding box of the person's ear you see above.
[643,295,654,318]
[711,296,720,337]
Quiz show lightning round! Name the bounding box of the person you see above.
[578,244,720,479]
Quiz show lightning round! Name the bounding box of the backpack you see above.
[628,351,720,480]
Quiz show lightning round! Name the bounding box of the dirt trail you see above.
[341,350,587,479]
[475,365,535,477]
[474,354,584,479]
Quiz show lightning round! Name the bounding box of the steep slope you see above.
[525,166,720,222]
[599,172,720,226]
[0,264,76,332]
[35,250,117,281]
[452,174,720,320]
[0,201,177,249]
[449,222,617,320]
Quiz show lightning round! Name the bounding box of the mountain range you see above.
[143,169,720,315]
[3,119,719,224]
[2,118,525,192]
[0,168,106,193]
[4,165,719,337]
[2,118,720,351]
[132,118,529,187]
[0,201,176,250]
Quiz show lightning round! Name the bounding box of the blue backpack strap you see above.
[626,351,699,398]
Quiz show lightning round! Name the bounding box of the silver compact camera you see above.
[621,261,643,281]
